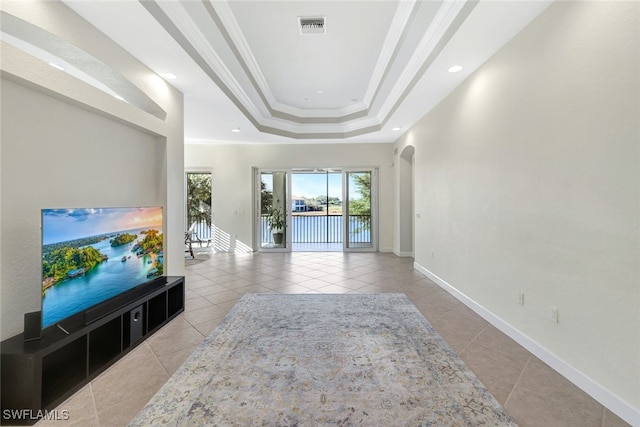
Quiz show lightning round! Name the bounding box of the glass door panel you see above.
[345,171,374,250]
[259,171,288,250]
[290,170,343,251]
[327,172,343,245]
[185,172,212,245]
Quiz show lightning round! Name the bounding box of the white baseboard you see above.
[414,262,640,427]
[388,248,413,257]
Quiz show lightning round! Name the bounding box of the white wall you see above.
[395,1,639,420]
[0,1,184,340]
[396,146,415,257]
[184,143,394,252]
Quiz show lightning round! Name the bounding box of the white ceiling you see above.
[52,1,551,144]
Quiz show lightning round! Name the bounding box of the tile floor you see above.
[36,251,630,427]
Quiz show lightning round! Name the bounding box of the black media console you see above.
[0,276,185,426]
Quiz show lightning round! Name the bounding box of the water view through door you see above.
[291,170,342,251]
[257,168,376,252]
[345,171,373,250]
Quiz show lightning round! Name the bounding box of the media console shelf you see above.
[1,276,185,426]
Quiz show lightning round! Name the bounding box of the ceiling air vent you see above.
[298,17,326,35]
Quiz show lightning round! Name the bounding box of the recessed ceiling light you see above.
[48,62,64,71]
[448,65,463,73]
[161,73,178,80]
[392,127,402,131]
[232,128,241,133]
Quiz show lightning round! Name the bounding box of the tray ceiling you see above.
[14,1,553,144]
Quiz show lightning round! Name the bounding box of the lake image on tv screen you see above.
[41,207,163,328]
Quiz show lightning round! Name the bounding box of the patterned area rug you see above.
[131,294,517,426]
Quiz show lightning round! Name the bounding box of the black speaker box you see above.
[24,311,42,342]
[129,305,144,345]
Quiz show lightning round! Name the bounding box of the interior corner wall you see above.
[395,0,639,417]
[0,0,184,341]
[184,143,394,252]
[0,79,160,339]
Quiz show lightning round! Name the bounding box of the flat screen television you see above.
[41,207,163,329]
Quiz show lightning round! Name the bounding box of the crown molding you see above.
[143,0,474,139]
[378,0,470,121]
[362,0,417,107]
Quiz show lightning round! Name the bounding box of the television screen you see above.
[41,207,163,329]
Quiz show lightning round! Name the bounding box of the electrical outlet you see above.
[517,293,525,306]
[550,306,559,323]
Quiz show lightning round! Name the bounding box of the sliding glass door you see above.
[185,171,212,244]
[257,170,289,250]
[290,170,342,251]
[344,170,376,251]
[255,168,377,252]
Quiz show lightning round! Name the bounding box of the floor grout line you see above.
[88,382,100,426]
[458,323,490,355]
[146,340,172,380]
[504,353,533,408]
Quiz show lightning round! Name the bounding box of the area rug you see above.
[130,294,517,426]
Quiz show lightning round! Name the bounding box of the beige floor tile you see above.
[411,289,461,321]
[504,356,604,427]
[459,338,530,405]
[336,277,371,289]
[299,269,329,279]
[265,283,317,294]
[191,314,227,336]
[202,289,243,304]
[233,283,273,294]
[258,278,291,289]
[36,385,99,427]
[428,305,488,352]
[267,271,300,283]
[316,283,352,294]
[208,274,244,285]
[219,278,254,289]
[215,299,242,313]
[603,408,632,427]
[352,282,393,293]
[181,304,228,327]
[184,296,214,311]
[400,284,440,301]
[156,344,200,375]
[296,277,332,289]
[184,277,215,289]
[231,273,277,285]
[91,344,169,426]
[191,282,234,296]
[145,322,204,357]
[184,290,200,301]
